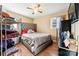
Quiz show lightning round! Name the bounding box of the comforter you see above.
[21,32,51,52]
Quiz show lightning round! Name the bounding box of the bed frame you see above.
[21,39,52,55]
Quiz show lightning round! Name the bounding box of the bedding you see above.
[21,32,52,55]
[0,39,14,52]
[22,33,51,47]
[21,29,35,34]
[0,30,20,39]
[0,30,17,35]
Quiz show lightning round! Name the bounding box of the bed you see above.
[21,32,52,55]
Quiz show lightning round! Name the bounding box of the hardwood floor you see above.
[16,42,58,56]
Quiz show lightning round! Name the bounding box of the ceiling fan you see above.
[27,4,43,14]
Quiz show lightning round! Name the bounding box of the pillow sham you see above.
[21,29,28,34]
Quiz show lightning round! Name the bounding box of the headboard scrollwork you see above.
[21,23,37,32]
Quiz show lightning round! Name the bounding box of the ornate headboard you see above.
[21,23,37,32]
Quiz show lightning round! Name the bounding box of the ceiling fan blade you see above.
[37,4,40,7]
[27,7,32,10]
[32,11,35,14]
[38,11,43,13]
[32,12,35,14]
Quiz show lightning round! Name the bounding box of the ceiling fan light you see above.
[27,4,43,14]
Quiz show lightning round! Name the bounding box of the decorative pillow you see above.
[21,29,28,34]
[27,29,34,33]
[64,39,70,47]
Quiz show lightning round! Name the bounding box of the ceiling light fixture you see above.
[27,4,43,14]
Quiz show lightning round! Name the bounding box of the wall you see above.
[33,11,68,42]
[4,10,33,23]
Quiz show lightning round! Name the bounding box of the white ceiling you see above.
[2,3,70,19]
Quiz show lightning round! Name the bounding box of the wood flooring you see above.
[16,42,58,56]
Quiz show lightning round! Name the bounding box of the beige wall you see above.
[5,10,33,23]
[33,11,68,42]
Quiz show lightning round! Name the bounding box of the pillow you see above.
[27,29,35,33]
[64,39,70,47]
[21,29,28,34]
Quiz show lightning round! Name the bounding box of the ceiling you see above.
[2,3,70,19]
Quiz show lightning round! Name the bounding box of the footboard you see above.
[21,39,52,55]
